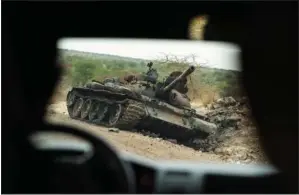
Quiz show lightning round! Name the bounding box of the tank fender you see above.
[187,117,217,135]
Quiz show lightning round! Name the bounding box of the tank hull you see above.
[66,85,217,142]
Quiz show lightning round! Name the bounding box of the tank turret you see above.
[154,65,195,108]
[162,65,195,93]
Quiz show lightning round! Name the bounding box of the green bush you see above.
[72,63,96,86]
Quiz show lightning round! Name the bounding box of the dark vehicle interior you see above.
[2,2,298,194]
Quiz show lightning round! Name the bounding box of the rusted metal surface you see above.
[66,62,218,143]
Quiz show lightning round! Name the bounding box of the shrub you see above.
[72,63,96,86]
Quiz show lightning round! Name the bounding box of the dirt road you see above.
[46,101,224,162]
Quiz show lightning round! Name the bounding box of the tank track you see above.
[114,101,146,130]
[66,90,146,130]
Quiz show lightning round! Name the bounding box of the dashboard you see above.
[120,152,278,193]
[30,130,280,194]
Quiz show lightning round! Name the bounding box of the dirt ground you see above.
[46,100,266,164]
[46,101,224,162]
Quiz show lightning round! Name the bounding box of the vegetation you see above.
[58,49,244,105]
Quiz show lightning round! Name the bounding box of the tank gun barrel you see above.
[162,65,195,92]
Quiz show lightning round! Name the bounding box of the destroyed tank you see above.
[66,62,217,142]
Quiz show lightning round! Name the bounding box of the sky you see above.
[58,38,242,71]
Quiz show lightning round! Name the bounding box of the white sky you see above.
[58,38,242,71]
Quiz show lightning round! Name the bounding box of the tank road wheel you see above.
[88,101,108,124]
[66,91,76,107]
[72,98,84,118]
[108,104,123,127]
[66,91,77,118]
[67,104,75,119]
[88,102,99,121]
[80,99,93,119]
[97,103,109,122]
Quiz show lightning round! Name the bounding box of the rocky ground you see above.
[46,95,267,164]
[193,97,268,164]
